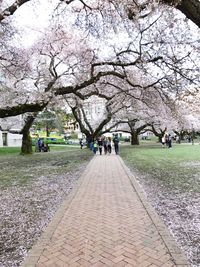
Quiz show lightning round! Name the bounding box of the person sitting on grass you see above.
[42,143,50,152]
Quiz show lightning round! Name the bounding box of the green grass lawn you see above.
[0,146,21,155]
[0,145,79,155]
[120,142,200,193]
[0,146,93,188]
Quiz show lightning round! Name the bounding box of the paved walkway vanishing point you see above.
[21,154,190,267]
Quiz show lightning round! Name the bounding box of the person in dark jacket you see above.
[168,134,172,148]
[97,137,103,155]
[113,135,119,155]
[103,137,108,155]
[107,137,112,154]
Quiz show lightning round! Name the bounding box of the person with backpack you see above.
[113,134,119,155]
[107,137,112,154]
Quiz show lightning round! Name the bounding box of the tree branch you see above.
[0,0,31,22]
[54,71,126,96]
[161,0,200,28]
[0,102,48,118]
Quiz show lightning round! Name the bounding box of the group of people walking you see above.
[161,133,172,148]
[89,135,120,155]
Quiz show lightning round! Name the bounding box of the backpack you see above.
[113,137,119,144]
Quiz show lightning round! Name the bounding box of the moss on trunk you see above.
[21,133,32,155]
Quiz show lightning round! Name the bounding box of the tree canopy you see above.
[0,0,199,143]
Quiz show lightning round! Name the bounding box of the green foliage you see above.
[32,137,66,145]
[33,109,66,136]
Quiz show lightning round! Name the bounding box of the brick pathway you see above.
[21,154,190,267]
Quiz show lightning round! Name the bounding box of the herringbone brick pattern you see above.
[25,154,189,267]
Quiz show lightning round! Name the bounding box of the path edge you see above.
[118,156,191,267]
[20,157,95,267]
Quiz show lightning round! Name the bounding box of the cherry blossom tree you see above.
[59,0,200,29]
[117,119,151,145]
[65,94,125,144]
[1,1,199,113]
[109,83,182,145]
[1,1,200,29]
[174,87,200,140]
[0,0,31,22]
[144,96,180,142]
[0,0,199,154]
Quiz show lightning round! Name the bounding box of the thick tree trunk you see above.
[158,135,162,143]
[46,125,50,137]
[86,133,100,143]
[21,132,32,154]
[20,114,36,155]
[86,134,94,147]
[131,132,139,145]
[150,125,166,143]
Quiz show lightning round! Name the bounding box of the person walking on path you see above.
[97,137,103,155]
[107,137,112,154]
[113,134,120,154]
[79,139,83,149]
[103,136,108,155]
[89,141,93,151]
[93,140,98,154]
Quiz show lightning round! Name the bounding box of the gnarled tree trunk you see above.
[21,131,33,154]
[131,131,139,145]
[21,114,37,155]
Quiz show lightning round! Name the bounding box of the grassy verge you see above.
[0,145,79,155]
[0,146,93,188]
[0,147,21,155]
[120,142,200,193]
